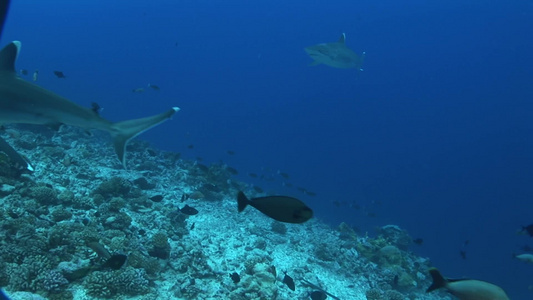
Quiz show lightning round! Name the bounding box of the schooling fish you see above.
[237,191,313,224]
[180,205,198,215]
[53,70,66,78]
[426,268,509,300]
[230,272,240,284]
[150,195,164,202]
[282,272,295,291]
[310,291,327,300]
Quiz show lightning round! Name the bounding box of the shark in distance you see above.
[305,33,365,70]
[0,41,179,169]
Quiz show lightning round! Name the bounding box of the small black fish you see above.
[310,291,327,300]
[460,250,467,259]
[91,102,102,115]
[132,87,144,93]
[306,191,317,197]
[248,173,258,178]
[20,69,28,75]
[230,272,240,284]
[102,254,127,270]
[252,186,264,193]
[148,83,160,90]
[190,222,195,230]
[53,70,66,78]
[150,195,164,202]
[522,224,533,237]
[180,205,198,216]
[227,150,235,155]
[413,238,424,245]
[282,273,295,291]
[237,191,313,224]
[187,144,194,149]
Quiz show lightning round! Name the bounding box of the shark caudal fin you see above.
[112,107,179,169]
[237,191,250,212]
[426,268,448,293]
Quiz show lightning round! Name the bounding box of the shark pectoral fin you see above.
[47,123,63,131]
[112,107,180,169]
[308,61,321,66]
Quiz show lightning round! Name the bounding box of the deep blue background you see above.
[3,0,533,298]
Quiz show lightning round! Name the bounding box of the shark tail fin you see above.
[237,191,250,212]
[426,268,448,293]
[111,107,179,169]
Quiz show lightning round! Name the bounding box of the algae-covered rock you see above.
[148,231,171,259]
[84,267,150,298]
[378,245,402,266]
[29,185,59,205]
[94,177,132,198]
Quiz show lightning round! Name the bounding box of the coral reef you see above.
[0,127,450,300]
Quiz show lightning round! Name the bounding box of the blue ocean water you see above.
[2,0,533,298]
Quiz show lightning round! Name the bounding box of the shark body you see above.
[0,41,179,168]
[304,33,365,70]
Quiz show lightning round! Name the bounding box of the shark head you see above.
[305,33,365,70]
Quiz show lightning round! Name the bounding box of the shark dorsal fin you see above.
[338,33,346,44]
[0,40,20,73]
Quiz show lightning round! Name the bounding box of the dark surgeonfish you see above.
[302,279,341,300]
[310,291,327,300]
[230,272,240,284]
[53,70,66,78]
[180,205,198,215]
[88,242,127,270]
[237,191,313,224]
[305,33,365,70]
[282,273,295,291]
[426,268,509,300]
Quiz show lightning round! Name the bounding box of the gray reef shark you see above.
[0,41,179,169]
[305,33,365,70]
